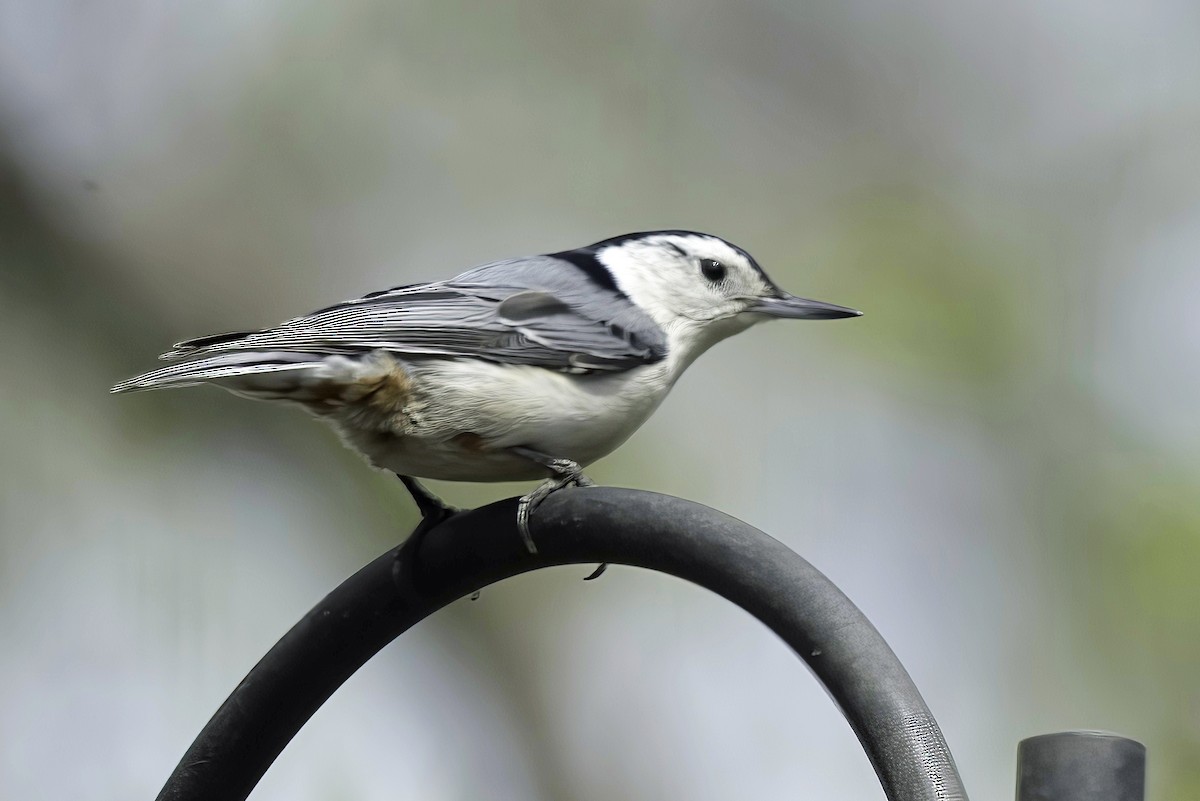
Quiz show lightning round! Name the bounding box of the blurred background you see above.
[2,1,1198,799]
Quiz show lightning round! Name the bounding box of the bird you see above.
[112,230,860,567]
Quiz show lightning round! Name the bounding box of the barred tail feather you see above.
[110,352,322,394]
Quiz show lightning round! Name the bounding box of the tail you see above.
[111,351,405,415]
[110,351,324,394]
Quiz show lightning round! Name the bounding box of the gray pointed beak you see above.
[750,293,862,320]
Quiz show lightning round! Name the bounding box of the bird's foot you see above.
[510,448,594,556]
[516,472,590,554]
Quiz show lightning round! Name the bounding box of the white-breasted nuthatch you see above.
[113,230,860,557]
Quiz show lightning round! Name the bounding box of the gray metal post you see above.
[1016,731,1146,801]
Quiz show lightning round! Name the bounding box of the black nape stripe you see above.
[587,229,773,286]
[585,229,714,249]
[550,230,709,295]
[550,248,624,294]
[554,229,773,295]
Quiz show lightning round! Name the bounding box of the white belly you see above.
[329,357,676,482]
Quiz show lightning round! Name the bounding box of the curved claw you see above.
[516,475,579,554]
[515,474,593,555]
[515,492,540,554]
[510,448,595,555]
[582,563,608,581]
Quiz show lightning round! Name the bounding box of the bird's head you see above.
[580,230,860,365]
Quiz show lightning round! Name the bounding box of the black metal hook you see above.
[154,488,969,801]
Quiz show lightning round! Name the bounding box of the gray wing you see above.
[163,256,667,373]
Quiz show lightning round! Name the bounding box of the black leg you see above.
[395,476,458,576]
[397,475,457,522]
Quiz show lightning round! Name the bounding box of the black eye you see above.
[699,258,726,282]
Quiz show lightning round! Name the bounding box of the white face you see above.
[595,232,860,366]
[596,233,778,330]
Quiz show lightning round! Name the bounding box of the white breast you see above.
[331,355,678,482]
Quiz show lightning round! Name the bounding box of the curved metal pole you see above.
[155,488,968,801]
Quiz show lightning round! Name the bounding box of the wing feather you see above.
[159,275,666,373]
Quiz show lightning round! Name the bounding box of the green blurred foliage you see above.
[824,189,1034,386]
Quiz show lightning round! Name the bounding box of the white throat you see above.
[597,243,758,377]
